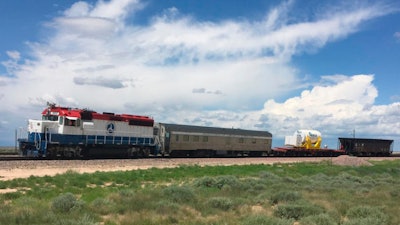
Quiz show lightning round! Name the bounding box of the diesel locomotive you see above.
[18,104,156,158]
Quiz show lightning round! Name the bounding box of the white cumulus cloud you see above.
[254,75,400,145]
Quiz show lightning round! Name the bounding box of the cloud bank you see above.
[256,75,400,139]
[0,0,399,146]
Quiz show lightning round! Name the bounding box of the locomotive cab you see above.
[58,116,82,134]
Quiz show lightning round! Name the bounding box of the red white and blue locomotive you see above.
[18,103,156,158]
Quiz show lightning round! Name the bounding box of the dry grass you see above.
[0,146,17,155]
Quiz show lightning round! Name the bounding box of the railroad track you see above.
[0,155,39,161]
[1,153,399,161]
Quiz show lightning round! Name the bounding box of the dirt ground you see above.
[0,156,398,181]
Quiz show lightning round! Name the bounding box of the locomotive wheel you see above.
[81,148,90,159]
[141,148,150,158]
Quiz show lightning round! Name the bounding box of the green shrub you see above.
[51,214,97,225]
[254,192,271,205]
[155,200,180,214]
[343,217,386,225]
[51,192,84,213]
[239,178,266,193]
[0,197,50,224]
[270,191,302,204]
[390,189,400,197]
[376,173,395,184]
[344,206,388,225]
[13,206,35,224]
[194,175,244,190]
[282,176,297,183]
[250,184,267,193]
[274,203,324,220]
[207,197,234,211]
[163,185,196,203]
[90,197,115,215]
[259,171,281,180]
[333,172,365,188]
[118,189,135,198]
[346,205,387,219]
[299,213,337,225]
[2,191,23,200]
[216,175,243,189]
[241,214,294,225]
[310,173,329,182]
[194,176,217,188]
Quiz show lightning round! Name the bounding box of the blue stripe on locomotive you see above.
[27,132,154,149]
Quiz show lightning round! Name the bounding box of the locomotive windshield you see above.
[42,115,58,121]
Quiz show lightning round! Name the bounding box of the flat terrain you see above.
[1,156,397,181]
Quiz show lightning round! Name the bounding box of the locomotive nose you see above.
[28,120,43,133]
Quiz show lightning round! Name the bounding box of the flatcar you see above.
[18,104,156,158]
[154,123,272,157]
[271,130,345,156]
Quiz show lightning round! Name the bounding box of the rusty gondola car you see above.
[338,137,393,156]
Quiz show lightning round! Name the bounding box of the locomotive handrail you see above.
[35,133,41,150]
[44,127,49,150]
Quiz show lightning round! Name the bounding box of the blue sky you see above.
[0,0,400,149]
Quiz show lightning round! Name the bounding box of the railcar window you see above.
[238,138,244,143]
[252,139,257,144]
[203,136,208,142]
[193,136,199,142]
[175,134,179,142]
[183,135,189,142]
[59,117,63,125]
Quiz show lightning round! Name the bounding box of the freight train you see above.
[17,104,393,158]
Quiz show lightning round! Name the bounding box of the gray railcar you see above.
[155,123,272,157]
